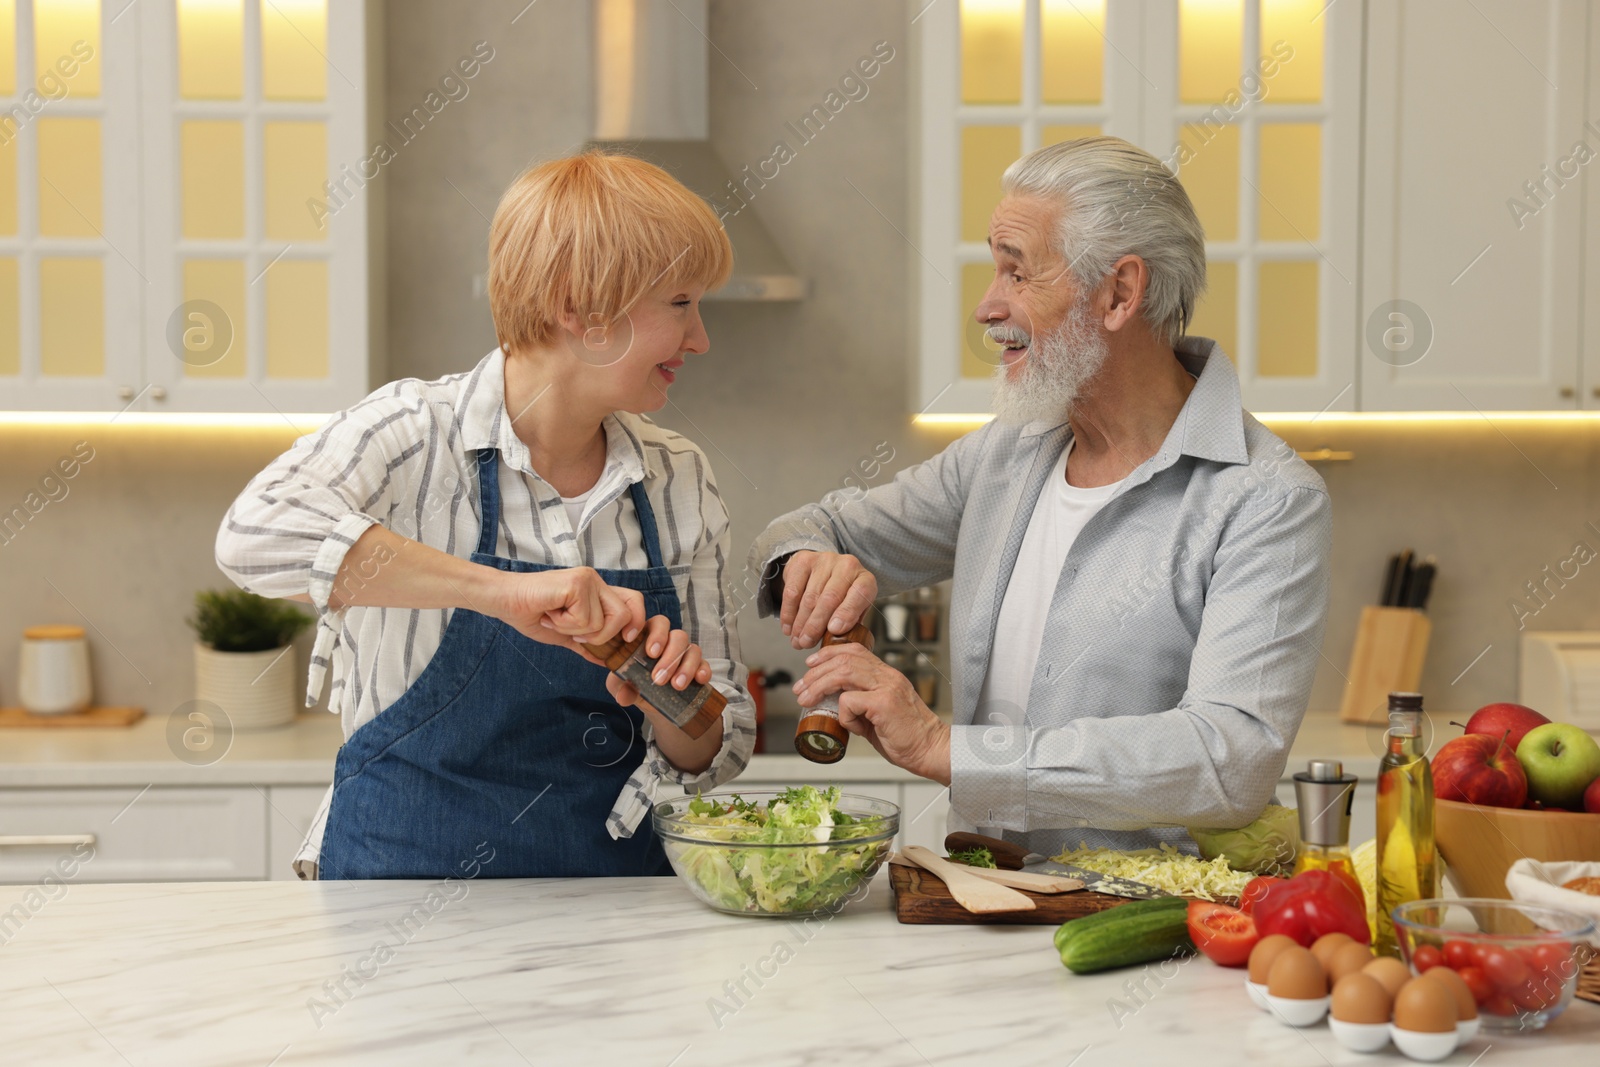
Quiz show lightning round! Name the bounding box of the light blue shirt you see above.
[748,338,1332,855]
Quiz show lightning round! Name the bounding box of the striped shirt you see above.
[216,347,756,867]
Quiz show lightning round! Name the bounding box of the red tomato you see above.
[1442,939,1476,971]
[1479,946,1533,991]
[1186,901,1260,967]
[1482,992,1517,1017]
[1238,876,1283,915]
[1457,965,1495,1005]
[1411,944,1443,973]
[1509,976,1561,1012]
[1524,942,1575,981]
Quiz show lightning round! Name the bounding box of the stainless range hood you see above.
[589,0,807,301]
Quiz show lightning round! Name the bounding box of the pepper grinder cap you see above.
[1293,757,1358,848]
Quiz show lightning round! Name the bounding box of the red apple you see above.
[1456,703,1551,752]
[1586,776,1600,815]
[1433,732,1528,808]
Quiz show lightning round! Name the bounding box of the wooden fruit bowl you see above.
[1434,798,1600,900]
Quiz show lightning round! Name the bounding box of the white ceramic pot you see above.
[193,643,297,730]
[20,625,92,715]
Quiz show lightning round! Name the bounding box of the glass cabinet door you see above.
[0,0,142,411]
[1145,0,1361,414]
[139,0,368,414]
[918,0,1145,417]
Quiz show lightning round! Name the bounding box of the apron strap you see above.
[474,448,501,557]
[627,480,667,571]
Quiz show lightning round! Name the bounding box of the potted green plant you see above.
[188,590,313,730]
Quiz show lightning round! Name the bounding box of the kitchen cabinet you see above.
[1360,0,1590,412]
[1586,5,1600,408]
[265,784,327,882]
[0,786,267,883]
[1,0,373,415]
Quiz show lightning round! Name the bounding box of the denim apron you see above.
[319,447,676,879]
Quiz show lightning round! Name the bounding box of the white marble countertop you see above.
[0,709,1394,789]
[1,872,1593,1066]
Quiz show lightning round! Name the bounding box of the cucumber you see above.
[1053,897,1195,974]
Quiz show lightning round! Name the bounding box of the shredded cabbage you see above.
[668,786,890,914]
[1050,842,1253,901]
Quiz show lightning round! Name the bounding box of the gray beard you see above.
[991,300,1110,426]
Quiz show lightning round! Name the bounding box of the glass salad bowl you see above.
[652,787,899,917]
[1393,898,1596,1032]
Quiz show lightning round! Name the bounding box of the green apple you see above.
[1516,724,1600,810]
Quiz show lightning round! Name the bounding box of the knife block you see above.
[1338,606,1431,724]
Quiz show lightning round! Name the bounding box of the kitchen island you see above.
[2,873,1594,1066]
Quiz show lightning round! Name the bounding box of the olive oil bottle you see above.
[1375,691,1437,957]
[1293,759,1361,904]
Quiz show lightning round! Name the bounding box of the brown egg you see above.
[1393,976,1459,1034]
[1248,933,1301,984]
[1267,945,1329,1000]
[1361,955,1412,998]
[1311,931,1356,968]
[1420,966,1478,1021]
[1327,940,1377,984]
[1331,972,1393,1025]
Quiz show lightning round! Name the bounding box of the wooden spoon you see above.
[888,852,1083,894]
[902,846,1037,913]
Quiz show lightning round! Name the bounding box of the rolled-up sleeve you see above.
[950,482,1332,832]
[214,388,436,704]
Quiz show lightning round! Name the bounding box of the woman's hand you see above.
[601,615,713,708]
[491,567,646,651]
[793,643,950,784]
[779,550,878,649]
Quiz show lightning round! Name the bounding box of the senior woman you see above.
[216,153,756,880]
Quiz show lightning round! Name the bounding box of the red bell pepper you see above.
[1251,869,1370,947]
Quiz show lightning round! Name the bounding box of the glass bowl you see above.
[1393,898,1596,1032]
[652,790,899,917]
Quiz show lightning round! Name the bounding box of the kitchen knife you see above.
[1391,548,1415,608]
[944,832,1171,900]
[1380,553,1403,606]
[1407,559,1436,610]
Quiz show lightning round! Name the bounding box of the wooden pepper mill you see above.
[579,632,725,739]
[794,623,875,763]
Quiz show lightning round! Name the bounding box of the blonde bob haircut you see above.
[488,152,733,352]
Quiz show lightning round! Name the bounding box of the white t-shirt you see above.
[560,486,595,531]
[978,441,1126,725]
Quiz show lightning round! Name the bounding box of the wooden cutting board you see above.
[0,706,146,727]
[889,862,1136,925]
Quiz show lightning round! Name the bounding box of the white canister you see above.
[19,625,92,715]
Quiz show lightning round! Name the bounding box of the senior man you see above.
[749,136,1332,854]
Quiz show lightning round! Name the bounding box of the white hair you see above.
[1001,136,1207,347]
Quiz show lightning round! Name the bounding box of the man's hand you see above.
[491,567,646,651]
[779,551,878,649]
[793,643,950,785]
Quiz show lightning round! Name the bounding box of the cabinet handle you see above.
[1592,387,1600,399]
[150,386,168,401]
[0,834,96,848]
[117,386,134,401]
[1560,386,1575,399]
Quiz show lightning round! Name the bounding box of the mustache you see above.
[985,324,1031,347]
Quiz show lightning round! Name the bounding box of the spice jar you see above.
[579,632,724,738]
[912,653,940,708]
[794,623,874,763]
[19,624,92,715]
